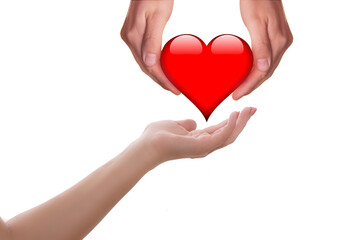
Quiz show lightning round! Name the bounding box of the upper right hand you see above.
[121,0,180,95]
[232,0,293,100]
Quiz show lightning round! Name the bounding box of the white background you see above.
[1,0,349,239]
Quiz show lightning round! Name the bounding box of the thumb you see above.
[248,22,272,73]
[176,119,197,132]
[142,15,167,67]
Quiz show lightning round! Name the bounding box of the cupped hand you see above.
[121,0,180,95]
[139,107,257,165]
[233,0,293,100]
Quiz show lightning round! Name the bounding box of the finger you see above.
[232,20,272,100]
[232,69,267,100]
[249,51,283,92]
[203,119,229,134]
[226,107,256,144]
[208,111,239,149]
[176,119,197,132]
[121,8,179,95]
[250,32,292,93]
[190,119,228,137]
[131,49,168,90]
[176,112,238,157]
[121,16,167,89]
[126,42,170,90]
[142,14,165,67]
[142,14,180,95]
[147,64,180,95]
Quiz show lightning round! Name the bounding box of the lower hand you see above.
[138,107,257,166]
[233,0,293,100]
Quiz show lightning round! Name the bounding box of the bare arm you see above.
[6,141,153,240]
[2,107,255,240]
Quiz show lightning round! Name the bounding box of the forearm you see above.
[6,139,157,240]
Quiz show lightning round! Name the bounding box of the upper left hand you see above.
[121,0,180,95]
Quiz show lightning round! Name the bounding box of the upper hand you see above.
[233,0,293,100]
[121,0,180,95]
[139,107,257,166]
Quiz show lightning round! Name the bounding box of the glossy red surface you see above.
[161,34,253,120]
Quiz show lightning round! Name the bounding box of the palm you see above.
[143,107,256,161]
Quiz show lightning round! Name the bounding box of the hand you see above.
[121,0,180,95]
[138,107,257,165]
[233,0,293,100]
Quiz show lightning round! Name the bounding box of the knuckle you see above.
[140,66,149,74]
[146,65,156,74]
[275,32,293,50]
[287,32,294,47]
[277,35,289,48]
[144,69,162,86]
[120,26,130,43]
[120,28,138,45]
[260,72,270,82]
[257,70,269,80]
[120,27,127,42]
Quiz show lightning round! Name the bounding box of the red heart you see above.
[161,34,253,120]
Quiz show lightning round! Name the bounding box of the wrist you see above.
[119,137,163,172]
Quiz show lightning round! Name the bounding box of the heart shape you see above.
[161,34,253,120]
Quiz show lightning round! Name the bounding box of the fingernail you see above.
[144,53,157,67]
[234,95,242,100]
[257,59,270,72]
[250,107,257,116]
[172,89,181,96]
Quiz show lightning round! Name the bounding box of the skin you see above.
[232,0,293,100]
[0,107,256,240]
[121,0,292,98]
[121,0,180,95]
